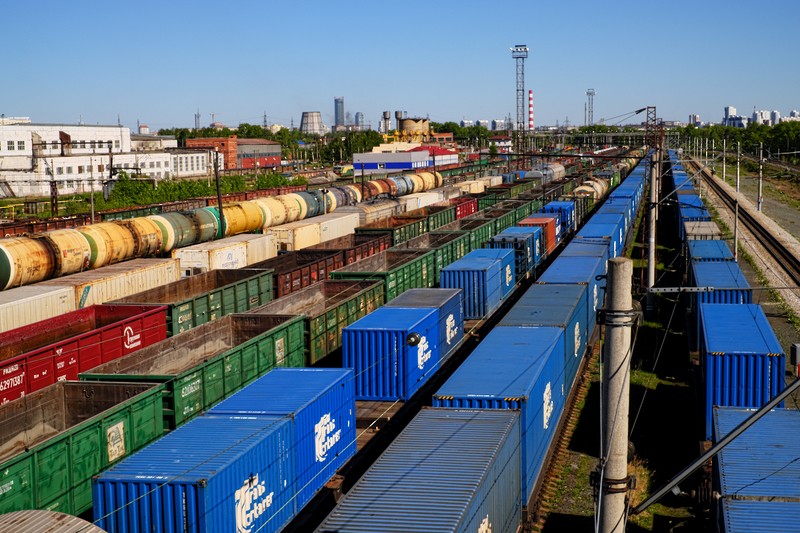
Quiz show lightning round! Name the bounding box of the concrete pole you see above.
[734,142,740,261]
[600,257,634,533]
[757,142,764,212]
[645,151,658,317]
[722,138,727,184]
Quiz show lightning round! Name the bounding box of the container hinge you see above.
[597,308,640,327]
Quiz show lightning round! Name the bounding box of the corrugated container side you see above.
[500,284,589,391]
[0,381,163,515]
[699,304,785,440]
[440,257,504,320]
[318,212,360,242]
[538,255,606,319]
[464,248,516,297]
[0,304,168,403]
[0,285,76,333]
[720,500,800,533]
[172,241,248,277]
[93,415,296,533]
[208,369,356,510]
[488,232,535,280]
[80,315,306,429]
[342,307,441,400]
[329,250,435,301]
[318,408,521,533]
[38,258,181,308]
[267,219,322,252]
[384,288,465,361]
[432,326,566,505]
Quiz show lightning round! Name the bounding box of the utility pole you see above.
[757,142,763,212]
[214,150,226,238]
[597,258,635,533]
[646,150,659,317]
[722,138,727,184]
[734,142,740,261]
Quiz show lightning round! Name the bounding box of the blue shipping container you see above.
[462,248,516,297]
[699,304,785,440]
[596,203,632,231]
[561,238,611,265]
[504,225,544,267]
[385,288,465,360]
[501,283,589,391]
[440,257,505,320]
[343,307,441,400]
[318,408,522,533]
[576,219,624,258]
[94,415,295,533]
[687,239,734,262]
[713,408,800,532]
[541,201,576,234]
[538,254,606,319]
[488,231,536,281]
[207,368,356,510]
[432,326,566,505]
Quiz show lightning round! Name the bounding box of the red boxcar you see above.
[0,304,168,403]
[448,197,479,219]
[246,250,346,299]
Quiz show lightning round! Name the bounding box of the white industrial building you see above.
[0,123,216,197]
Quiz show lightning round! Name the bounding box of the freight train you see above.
[0,150,642,528]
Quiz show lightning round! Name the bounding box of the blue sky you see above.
[3,0,798,131]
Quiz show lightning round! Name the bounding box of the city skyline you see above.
[2,0,798,131]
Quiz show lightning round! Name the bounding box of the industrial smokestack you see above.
[383,111,391,133]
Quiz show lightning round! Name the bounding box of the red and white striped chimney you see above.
[528,90,534,130]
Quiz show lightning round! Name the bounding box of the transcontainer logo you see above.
[234,474,274,533]
[123,325,141,350]
[445,313,457,345]
[417,335,431,370]
[593,284,599,312]
[478,514,493,533]
[543,382,554,430]
[574,322,582,358]
[315,413,342,462]
[505,265,513,287]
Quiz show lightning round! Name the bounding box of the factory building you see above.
[352,151,431,175]
[0,123,215,197]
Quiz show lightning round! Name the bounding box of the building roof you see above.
[407,146,457,156]
[236,138,280,146]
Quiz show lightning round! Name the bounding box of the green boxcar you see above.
[475,208,516,233]
[438,218,497,250]
[330,249,436,302]
[246,280,384,365]
[496,199,537,224]
[390,230,471,280]
[559,194,592,225]
[110,269,274,336]
[396,204,457,231]
[0,381,164,515]
[354,215,427,246]
[79,315,305,429]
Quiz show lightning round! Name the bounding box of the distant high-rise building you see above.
[791,110,800,118]
[334,97,344,127]
[354,112,364,129]
[752,110,771,125]
[460,119,474,128]
[475,120,489,129]
[771,110,781,125]
[299,111,327,136]
[689,114,701,126]
[491,119,507,131]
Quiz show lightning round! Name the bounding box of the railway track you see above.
[688,158,800,287]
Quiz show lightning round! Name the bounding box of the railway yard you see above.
[1,147,799,532]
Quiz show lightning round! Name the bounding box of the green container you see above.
[246,280,385,365]
[330,249,436,302]
[0,381,164,515]
[438,218,497,250]
[355,215,427,246]
[390,230,471,280]
[397,204,457,231]
[110,269,274,336]
[496,199,537,223]
[79,315,305,429]
[476,208,516,233]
